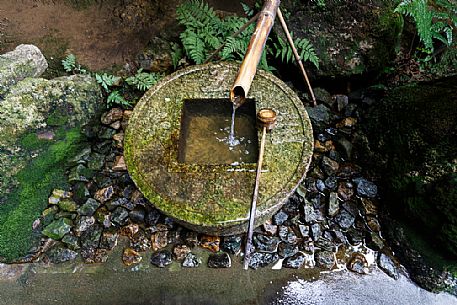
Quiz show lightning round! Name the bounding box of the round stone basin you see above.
[124,63,313,235]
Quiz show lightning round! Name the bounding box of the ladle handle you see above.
[243,126,267,270]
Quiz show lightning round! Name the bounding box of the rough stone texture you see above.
[0,44,48,96]
[124,63,314,235]
[281,0,402,77]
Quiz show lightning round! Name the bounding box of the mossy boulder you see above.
[0,46,102,262]
[362,76,457,292]
[281,0,402,77]
[0,44,48,96]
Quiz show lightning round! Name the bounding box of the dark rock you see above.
[80,224,102,249]
[248,252,279,269]
[184,231,199,248]
[283,193,303,216]
[221,235,242,255]
[273,210,289,225]
[122,247,142,266]
[94,207,111,228]
[347,252,369,274]
[278,226,298,244]
[72,182,90,205]
[306,104,332,131]
[335,209,355,230]
[335,94,349,112]
[284,252,306,269]
[137,36,173,72]
[87,152,105,171]
[314,88,334,108]
[310,223,322,241]
[253,234,280,253]
[338,182,354,201]
[315,250,335,269]
[366,216,381,232]
[324,176,338,191]
[378,252,399,280]
[42,218,72,240]
[315,179,326,192]
[321,156,339,176]
[145,208,161,226]
[68,164,90,183]
[298,225,309,238]
[353,177,378,198]
[335,137,353,160]
[106,197,134,211]
[328,192,339,217]
[182,252,202,268]
[150,250,172,268]
[129,207,146,223]
[77,198,100,216]
[48,246,78,264]
[347,228,364,246]
[111,207,129,226]
[208,253,231,268]
[62,234,80,250]
[278,242,299,258]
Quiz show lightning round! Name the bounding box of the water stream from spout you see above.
[228,103,240,147]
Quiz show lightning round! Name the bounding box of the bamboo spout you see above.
[230,0,281,108]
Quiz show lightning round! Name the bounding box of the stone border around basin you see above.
[124,62,313,235]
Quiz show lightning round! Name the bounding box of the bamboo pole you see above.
[276,8,317,106]
[230,0,281,108]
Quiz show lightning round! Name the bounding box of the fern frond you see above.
[170,43,183,69]
[107,91,131,109]
[95,73,121,92]
[126,69,162,91]
[62,54,76,72]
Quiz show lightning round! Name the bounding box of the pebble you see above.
[328,192,340,217]
[173,245,191,261]
[182,252,201,268]
[353,177,378,198]
[253,234,280,253]
[150,250,172,268]
[315,250,335,269]
[77,198,100,216]
[94,186,114,203]
[112,156,127,171]
[248,252,279,269]
[220,236,242,254]
[278,242,299,258]
[111,207,130,226]
[284,252,306,269]
[378,252,399,280]
[321,156,339,176]
[335,209,355,230]
[122,248,142,266]
[199,235,220,252]
[208,253,231,268]
[101,108,123,125]
[347,252,369,274]
[151,230,168,251]
[273,210,289,225]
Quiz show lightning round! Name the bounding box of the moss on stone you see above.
[0,128,84,262]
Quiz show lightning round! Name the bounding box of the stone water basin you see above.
[124,63,313,235]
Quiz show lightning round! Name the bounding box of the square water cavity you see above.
[178,98,259,165]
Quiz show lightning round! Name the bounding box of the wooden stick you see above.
[204,12,260,64]
[243,126,267,270]
[276,8,317,107]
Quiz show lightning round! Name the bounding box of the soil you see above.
[0,0,252,71]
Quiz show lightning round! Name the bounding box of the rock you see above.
[48,189,72,205]
[336,117,357,129]
[335,209,355,230]
[284,252,306,269]
[106,197,135,211]
[314,88,334,108]
[113,132,124,148]
[77,198,100,216]
[353,177,378,198]
[321,156,339,176]
[208,252,232,268]
[347,252,369,274]
[253,234,280,253]
[42,218,72,240]
[328,192,339,217]
[130,231,151,252]
[310,223,322,241]
[360,197,378,215]
[273,210,289,225]
[122,248,142,266]
[47,246,78,264]
[94,207,111,228]
[315,250,335,269]
[101,108,123,125]
[324,176,338,191]
[306,104,332,131]
[184,231,199,248]
[335,137,353,160]
[129,207,146,223]
[145,208,161,226]
[94,186,114,204]
[278,227,298,244]
[263,223,278,236]
[151,230,168,251]
[119,224,140,238]
[62,234,80,250]
[173,245,191,261]
[182,252,201,268]
[366,216,381,232]
[80,224,102,249]
[150,250,172,268]
[338,182,354,201]
[298,225,309,238]
[334,94,349,112]
[87,152,105,170]
[111,207,129,226]
[75,216,96,236]
[99,230,118,250]
[58,199,77,212]
[248,252,279,269]
[378,252,399,280]
[137,36,173,72]
[278,242,299,258]
[199,235,220,252]
[220,236,242,255]
[303,200,320,224]
[0,44,47,95]
[112,156,127,171]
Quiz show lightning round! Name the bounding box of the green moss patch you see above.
[0,127,84,262]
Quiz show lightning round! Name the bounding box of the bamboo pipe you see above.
[230,0,281,109]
